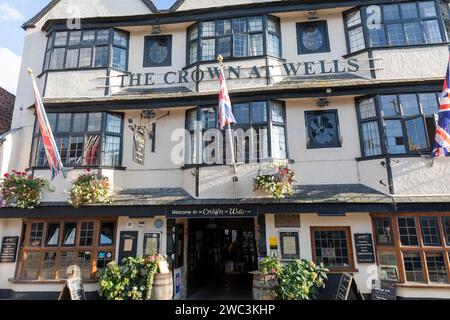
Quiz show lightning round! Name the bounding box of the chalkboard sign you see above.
[371,287,396,300]
[336,273,353,300]
[0,236,19,263]
[354,233,375,263]
[58,277,86,300]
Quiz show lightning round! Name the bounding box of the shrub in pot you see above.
[252,256,282,300]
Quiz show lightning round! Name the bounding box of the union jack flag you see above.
[218,63,236,129]
[30,71,64,179]
[433,57,450,158]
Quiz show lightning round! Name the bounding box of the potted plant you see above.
[0,170,47,209]
[275,260,328,300]
[69,170,111,208]
[252,256,282,300]
[254,164,295,199]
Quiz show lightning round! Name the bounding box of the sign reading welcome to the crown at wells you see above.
[167,206,257,218]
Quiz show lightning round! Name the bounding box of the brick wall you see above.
[0,87,15,134]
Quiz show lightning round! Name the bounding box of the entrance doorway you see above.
[187,218,258,299]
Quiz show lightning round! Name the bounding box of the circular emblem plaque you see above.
[309,115,335,145]
[149,40,168,64]
[301,26,324,52]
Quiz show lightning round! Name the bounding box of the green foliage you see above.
[69,170,111,208]
[98,255,163,300]
[275,260,329,300]
[259,256,282,276]
[254,164,295,199]
[0,170,46,209]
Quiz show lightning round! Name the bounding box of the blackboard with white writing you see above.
[58,277,86,300]
[354,233,375,263]
[335,273,353,300]
[0,236,19,263]
[371,287,396,300]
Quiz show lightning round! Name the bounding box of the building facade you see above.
[0,0,450,299]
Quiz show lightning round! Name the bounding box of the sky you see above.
[0,0,176,94]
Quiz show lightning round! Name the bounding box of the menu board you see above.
[143,233,161,257]
[0,236,19,263]
[59,277,86,300]
[354,233,375,263]
[279,232,299,260]
[371,287,396,300]
[336,273,353,300]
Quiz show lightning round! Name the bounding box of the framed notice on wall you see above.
[279,232,300,260]
[143,233,161,257]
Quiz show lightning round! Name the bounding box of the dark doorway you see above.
[187,218,257,299]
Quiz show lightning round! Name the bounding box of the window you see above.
[378,251,400,281]
[374,218,394,245]
[311,227,354,270]
[305,110,341,149]
[187,15,281,64]
[144,35,172,67]
[443,217,450,245]
[185,101,287,164]
[357,92,440,157]
[31,112,123,168]
[344,1,444,53]
[17,220,116,281]
[297,21,330,55]
[43,29,128,71]
[372,213,450,285]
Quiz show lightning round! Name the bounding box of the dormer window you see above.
[43,29,129,72]
[187,15,281,65]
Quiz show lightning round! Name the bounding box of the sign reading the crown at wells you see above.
[0,236,19,263]
[167,206,257,218]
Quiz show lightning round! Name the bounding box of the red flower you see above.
[4,173,9,178]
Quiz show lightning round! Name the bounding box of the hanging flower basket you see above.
[0,170,47,209]
[69,170,112,208]
[254,164,295,199]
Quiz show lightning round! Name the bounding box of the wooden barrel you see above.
[151,273,173,300]
[252,273,277,300]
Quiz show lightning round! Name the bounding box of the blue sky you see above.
[0,0,176,93]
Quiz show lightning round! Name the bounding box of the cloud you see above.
[0,3,24,22]
[0,48,21,94]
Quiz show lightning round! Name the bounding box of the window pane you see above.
[79,222,94,246]
[249,34,263,56]
[216,20,231,36]
[88,113,102,131]
[380,95,400,116]
[423,19,442,43]
[268,17,280,34]
[62,222,77,246]
[443,217,450,246]
[82,30,95,44]
[202,21,216,37]
[68,31,81,46]
[419,93,439,115]
[99,222,115,245]
[189,42,198,64]
[314,229,350,268]
[267,33,281,57]
[272,125,287,159]
[248,16,263,31]
[233,34,248,57]
[374,218,394,245]
[251,102,267,123]
[41,252,57,279]
[57,113,72,132]
[106,113,122,133]
[400,3,419,19]
[58,252,76,278]
[233,103,250,124]
[46,33,54,50]
[233,18,247,33]
[49,48,65,69]
[21,252,40,279]
[84,135,101,166]
[56,137,69,165]
[403,252,425,282]
[426,253,448,283]
[45,223,60,246]
[385,120,406,154]
[217,37,231,58]
[187,109,197,131]
[200,107,216,129]
[77,251,92,279]
[96,29,110,43]
[257,126,269,159]
[419,1,437,17]
[368,24,387,47]
[383,4,400,21]
[113,30,128,47]
[348,26,365,52]
[96,251,113,275]
[102,135,121,166]
[362,121,382,156]
[94,46,109,67]
[359,97,377,119]
[398,217,419,246]
[420,217,442,246]
[271,102,285,123]
[65,48,79,68]
[201,39,215,61]
[67,136,84,166]
[28,223,44,247]
[54,31,68,46]
[387,24,406,46]
[189,26,198,41]
[112,47,127,70]
[346,10,362,27]
[400,94,420,116]
[72,113,87,132]
[404,22,424,45]
[378,252,399,281]
[79,47,93,67]
[406,118,428,151]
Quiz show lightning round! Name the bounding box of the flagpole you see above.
[217,55,237,175]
